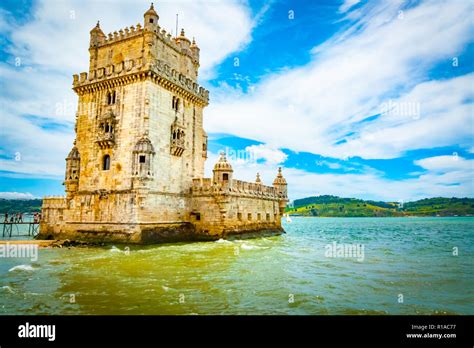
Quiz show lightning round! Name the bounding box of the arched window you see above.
[107,91,116,105]
[172,96,179,112]
[102,154,110,170]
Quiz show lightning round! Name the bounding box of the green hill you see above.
[287,195,474,217]
[0,199,42,214]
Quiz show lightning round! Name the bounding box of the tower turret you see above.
[213,152,233,185]
[190,37,200,65]
[176,28,191,51]
[64,145,80,197]
[144,2,159,30]
[89,21,106,47]
[255,172,262,185]
[89,21,106,72]
[273,167,288,215]
[273,167,287,197]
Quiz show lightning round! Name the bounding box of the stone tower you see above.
[40,4,288,244]
[75,3,208,198]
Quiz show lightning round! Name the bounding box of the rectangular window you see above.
[257,213,261,221]
[139,155,146,163]
[266,213,270,221]
[237,213,242,221]
[247,213,252,221]
[196,213,201,221]
[223,173,229,181]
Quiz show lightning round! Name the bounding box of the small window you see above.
[247,213,252,221]
[172,97,179,112]
[266,213,270,221]
[257,213,261,221]
[102,155,110,170]
[149,18,154,23]
[237,212,242,221]
[107,91,116,105]
[196,213,201,221]
[223,173,229,181]
[139,155,146,163]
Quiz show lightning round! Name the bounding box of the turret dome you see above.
[67,146,80,160]
[273,167,287,185]
[213,152,233,171]
[177,28,191,44]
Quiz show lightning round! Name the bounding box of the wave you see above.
[1,285,15,293]
[8,264,36,272]
[215,239,233,244]
[241,243,267,250]
[110,246,122,253]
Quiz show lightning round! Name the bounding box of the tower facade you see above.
[40,4,287,243]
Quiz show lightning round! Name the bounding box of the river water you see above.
[1,217,473,314]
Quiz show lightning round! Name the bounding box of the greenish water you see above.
[1,217,473,315]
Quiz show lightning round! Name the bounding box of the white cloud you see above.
[339,0,361,13]
[315,160,342,170]
[245,144,287,165]
[0,192,37,200]
[415,155,474,173]
[6,0,254,79]
[206,0,474,160]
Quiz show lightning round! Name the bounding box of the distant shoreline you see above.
[286,195,474,218]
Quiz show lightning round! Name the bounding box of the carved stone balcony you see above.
[171,138,185,156]
[96,132,115,148]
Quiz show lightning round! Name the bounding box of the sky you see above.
[0,0,473,202]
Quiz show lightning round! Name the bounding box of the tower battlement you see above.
[73,56,209,105]
[88,3,200,84]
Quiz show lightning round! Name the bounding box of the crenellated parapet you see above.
[191,178,281,200]
[42,196,67,209]
[89,5,200,71]
[73,57,209,105]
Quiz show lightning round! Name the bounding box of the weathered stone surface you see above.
[39,4,288,244]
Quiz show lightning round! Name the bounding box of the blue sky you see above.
[0,0,473,201]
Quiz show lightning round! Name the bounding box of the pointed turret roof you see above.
[144,3,158,17]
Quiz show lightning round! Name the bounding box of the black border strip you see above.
[0,315,472,346]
